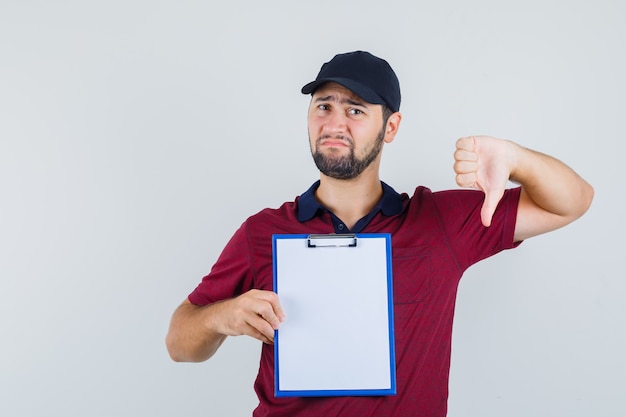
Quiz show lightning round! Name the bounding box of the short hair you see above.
[382,105,394,127]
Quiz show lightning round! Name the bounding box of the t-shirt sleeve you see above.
[187,222,254,306]
[432,186,522,270]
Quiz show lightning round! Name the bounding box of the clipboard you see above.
[272,233,396,397]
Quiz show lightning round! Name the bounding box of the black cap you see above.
[301,51,401,112]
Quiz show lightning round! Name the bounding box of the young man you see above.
[166,51,593,416]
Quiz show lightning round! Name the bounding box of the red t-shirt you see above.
[189,184,521,417]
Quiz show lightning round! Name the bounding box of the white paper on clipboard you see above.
[272,233,396,397]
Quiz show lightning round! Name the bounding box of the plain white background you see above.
[1,1,623,416]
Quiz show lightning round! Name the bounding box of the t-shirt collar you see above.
[297,180,403,222]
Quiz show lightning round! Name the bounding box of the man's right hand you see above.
[166,290,286,362]
[215,289,286,344]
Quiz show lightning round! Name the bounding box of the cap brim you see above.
[301,77,386,107]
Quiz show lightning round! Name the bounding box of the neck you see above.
[315,168,383,230]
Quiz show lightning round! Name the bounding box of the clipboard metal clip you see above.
[307,233,357,248]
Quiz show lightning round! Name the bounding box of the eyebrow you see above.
[314,95,368,108]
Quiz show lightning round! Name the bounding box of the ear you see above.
[383,112,402,143]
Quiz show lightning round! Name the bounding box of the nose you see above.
[323,110,347,134]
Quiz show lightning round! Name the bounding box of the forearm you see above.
[166,300,227,363]
[512,144,593,215]
[511,142,594,240]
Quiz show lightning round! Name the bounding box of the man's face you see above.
[307,83,386,180]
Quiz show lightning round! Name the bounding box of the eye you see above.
[318,104,330,111]
[348,108,363,115]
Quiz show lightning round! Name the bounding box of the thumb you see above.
[480,189,504,227]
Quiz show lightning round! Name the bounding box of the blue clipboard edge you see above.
[272,233,396,398]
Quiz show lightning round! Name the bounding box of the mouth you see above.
[317,135,352,149]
